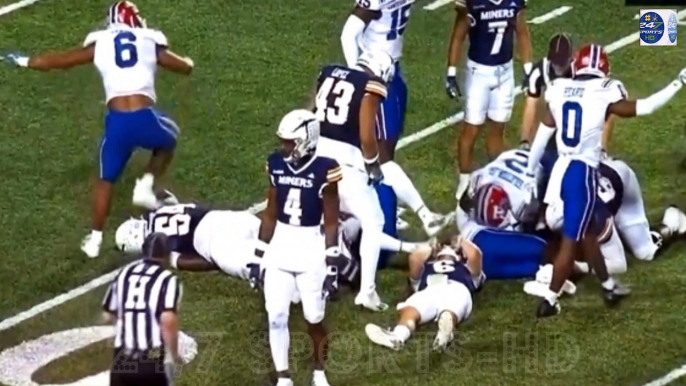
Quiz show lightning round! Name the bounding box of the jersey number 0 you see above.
[561,101,583,147]
[315,78,355,125]
[114,31,139,69]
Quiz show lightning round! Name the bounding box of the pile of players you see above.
[6,1,686,385]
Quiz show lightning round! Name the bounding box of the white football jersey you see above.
[470,149,538,230]
[84,26,167,103]
[356,0,414,61]
[545,77,627,167]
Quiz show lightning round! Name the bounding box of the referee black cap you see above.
[547,33,573,71]
[142,232,171,260]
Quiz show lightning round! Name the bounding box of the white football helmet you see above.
[355,50,395,83]
[115,218,149,254]
[276,109,320,163]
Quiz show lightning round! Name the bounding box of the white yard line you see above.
[529,6,572,24]
[423,0,452,11]
[0,0,43,16]
[0,2,670,342]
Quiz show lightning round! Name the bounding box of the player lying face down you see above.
[365,237,484,352]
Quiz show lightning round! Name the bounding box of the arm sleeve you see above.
[527,122,556,174]
[341,15,366,67]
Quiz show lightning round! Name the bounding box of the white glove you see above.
[679,67,686,84]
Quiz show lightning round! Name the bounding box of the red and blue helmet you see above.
[107,1,146,28]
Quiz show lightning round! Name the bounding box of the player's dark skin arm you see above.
[447,9,469,68]
[175,254,217,272]
[257,186,278,244]
[27,45,94,71]
[351,6,380,23]
[515,11,533,65]
[359,93,382,161]
[521,96,540,142]
[322,183,340,249]
[607,100,637,118]
[157,48,193,75]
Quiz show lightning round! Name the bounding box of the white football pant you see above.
[463,60,515,125]
[397,281,473,324]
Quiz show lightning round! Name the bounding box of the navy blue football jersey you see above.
[147,203,210,256]
[598,163,624,217]
[466,0,526,66]
[316,65,387,148]
[267,152,342,227]
[418,258,476,292]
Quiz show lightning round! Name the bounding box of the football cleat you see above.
[81,233,102,258]
[355,289,388,312]
[536,298,561,318]
[432,311,455,352]
[365,324,403,351]
[662,206,686,235]
[602,282,631,307]
[132,173,159,209]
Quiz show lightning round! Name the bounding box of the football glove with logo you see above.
[445,66,462,100]
[365,156,384,186]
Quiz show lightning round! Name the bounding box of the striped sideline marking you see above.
[2,3,685,383]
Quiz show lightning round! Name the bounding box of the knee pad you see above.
[268,312,289,330]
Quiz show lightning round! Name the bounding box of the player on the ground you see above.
[340,0,447,245]
[114,204,260,279]
[447,0,532,204]
[465,149,541,231]
[3,1,194,258]
[314,50,393,311]
[526,44,686,317]
[365,238,483,352]
[248,110,340,386]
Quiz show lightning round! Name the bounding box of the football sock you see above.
[359,225,382,293]
[392,325,411,342]
[601,277,616,291]
[90,230,103,241]
[381,161,426,213]
[269,321,290,373]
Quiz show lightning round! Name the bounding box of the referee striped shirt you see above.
[103,259,182,352]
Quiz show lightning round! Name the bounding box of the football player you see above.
[314,50,392,311]
[365,238,483,352]
[3,1,194,258]
[526,44,686,317]
[114,204,260,279]
[447,0,532,203]
[249,110,340,386]
[340,0,447,245]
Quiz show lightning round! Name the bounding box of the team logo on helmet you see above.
[474,184,511,228]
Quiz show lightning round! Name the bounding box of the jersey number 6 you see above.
[114,31,139,69]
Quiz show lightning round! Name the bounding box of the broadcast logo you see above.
[640,9,677,46]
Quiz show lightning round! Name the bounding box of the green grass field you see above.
[1,0,686,385]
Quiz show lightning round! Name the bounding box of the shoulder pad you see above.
[83,30,105,47]
[143,28,168,47]
[356,0,382,11]
[603,78,628,100]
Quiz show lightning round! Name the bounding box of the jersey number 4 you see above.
[284,188,303,225]
[561,101,583,147]
[114,31,139,69]
[315,78,355,125]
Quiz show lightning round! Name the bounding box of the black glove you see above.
[445,67,462,100]
[322,265,339,300]
[365,157,384,186]
[247,244,267,291]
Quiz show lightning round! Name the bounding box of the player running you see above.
[365,239,484,352]
[340,0,447,244]
[447,0,532,204]
[526,44,686,317]
[115,204,260,279]
[3,1,194,258]
[249,110,340,386]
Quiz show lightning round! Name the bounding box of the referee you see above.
[520,33,574,148]
[102,233,183,386]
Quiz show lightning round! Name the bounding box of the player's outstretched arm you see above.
[25,46,94,71]
[521,96,539,144]
[609,77,684,118]
[158,49,194,75]
[341,3,380,67]
[526,104,556,174]
[322,183,341,250]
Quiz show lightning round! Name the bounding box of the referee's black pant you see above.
[110,348,170,386]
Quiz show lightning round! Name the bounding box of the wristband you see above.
[170,252,180,269]
[17,57,29,67]
[447,66,457,77]
[523,62,533,75]
[364,154,379,164]
[325,246,340,257]
[254,239,268,258]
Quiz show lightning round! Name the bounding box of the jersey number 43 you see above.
[315,77,355,125]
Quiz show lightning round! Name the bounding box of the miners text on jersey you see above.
[267,152,342,227]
